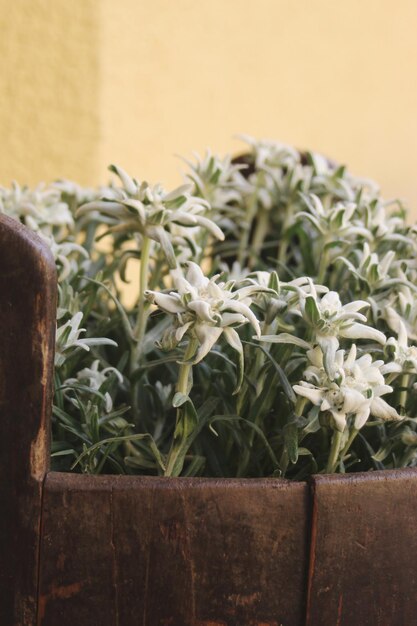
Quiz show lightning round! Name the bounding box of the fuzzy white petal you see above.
[188,300,217,323]
[370,397,402,421]
[222,300,261,337]
[193,324,223,363]
[293,384,324,406]
[146,292,184,314]
[186,262,209,290]
[341,323,386,345]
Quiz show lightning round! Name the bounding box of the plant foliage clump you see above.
[3,136,417,478]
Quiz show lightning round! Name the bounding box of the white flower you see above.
[383,273,417,341]
[341,242,398,291]
[0,182,73,237]
[384,321,417,374]
[237,135,314,217]
[39,232,89,282]
[77,165,224,268]
[293,344,402,431]
[55,312,117,367]
[53,179,97,205]
[145,262,265,389]
[183,150,249,215]
[239,135,300,174]
[64,359,123,412]
[296,193,371,242]
[295,284,386,376]
[369,202,406,240]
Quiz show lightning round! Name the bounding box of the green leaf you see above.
[284,422,299,464]
[71,433,165,472]
[372,442,392,462]
[304,296,320,326]
[172,392,188,407]
[243,341,296,403]
[82,276,134,341]
[258,333,311,350]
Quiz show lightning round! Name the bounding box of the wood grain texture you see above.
[0,215,56,625]
[39,473,310,626]
[305,468,417,626]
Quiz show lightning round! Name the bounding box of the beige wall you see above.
[0,0,101,185]
[1,1,417,216]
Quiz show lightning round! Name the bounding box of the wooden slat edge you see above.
[0,215,56,625]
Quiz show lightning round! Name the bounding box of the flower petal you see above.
[222,300,261,337]
[145,291,184,314]
[354,404,371,430]
[186,262,209,290]
[293,383,323,406]
[188,300,217,323]
[341,323,386,345]
[370,397,402,421]
[193,324,223,363]
[317,335,339,378]
[329,410,347,432]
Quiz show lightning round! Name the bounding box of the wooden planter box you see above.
[1,214,417,626]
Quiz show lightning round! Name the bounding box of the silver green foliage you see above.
[3,135,417,477]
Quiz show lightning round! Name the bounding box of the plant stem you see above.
[130,236,151,373]
[278,397,306,477]
[164,338,198,477]
[238,186,258,267]
[279,449,289,477]
[326,429,344,474]
[340,427,359,462]
[399,373,410,412]
[177,339,198,395]
[249,207,268,267]
[236,319,276,415]
[317,247,328,284]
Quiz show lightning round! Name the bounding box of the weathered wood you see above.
[6,212,417,626]
[39,473,310,626]
[38,474,116,626]
[0,215,56,625]
[305,469,417,626]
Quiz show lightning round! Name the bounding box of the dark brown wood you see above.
[39,473,310,626]
[305,469,417,626]
[5,212,417,626]
[0,215,57,625]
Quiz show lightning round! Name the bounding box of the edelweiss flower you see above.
[368,202,407,241]
[0,182,73,237]
[53,179,97,206]
[183,150,249,214]
[39,232,89,282]
[64,359,123,412]
[295,284,386,376]
[240,135,300,174]
[77,165,224,268]
[383,272,417,341]
[341,242,398,291]
[238,135,309,213]
[293,344,401,431]
[247,274,326,322]
[145,262,264,388]
[296,193,370,242]
[55,312,117,367]
[384,321,417,374]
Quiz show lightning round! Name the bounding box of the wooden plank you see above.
[38,474,117,626]
[306,469,417,626]
[0,215,56,625]
[39,474,310,626]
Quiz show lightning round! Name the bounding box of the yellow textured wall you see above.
[1,0,417,215]
[0,0,100,185]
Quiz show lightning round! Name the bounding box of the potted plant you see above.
[1,137,417,626]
